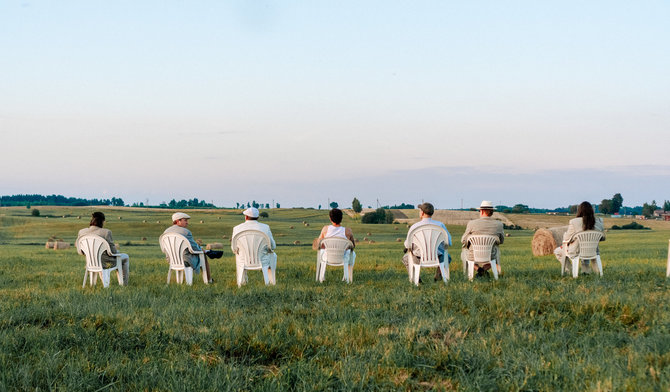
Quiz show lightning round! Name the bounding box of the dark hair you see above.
[418,202,434,216]
[90,211,105,228]
[482,209,494,217]
[329,208,343,224]
[576,201,595,230]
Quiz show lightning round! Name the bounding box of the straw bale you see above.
[157,220,160,224]
[53,241,70,250]
[366,232,371,236]
[505,233,511,237]
[196,239,203,246]
[293,240,301,245]
[547,226,568,245]
[141,237,147,241]
[369,240,375,244]
[531,229,556,256]
[221,235,228,239]
[302,221,306,224]
[394,227,398,230]
[143,220,147,223]
[200,220,204,223]
[218,217,221,219]
[363,237,369,241]
[304,223,309,227]
[118,216,122,220]
[396,238,403,242]
[206,243,224,250]
[289,226,294,229]
[77,216,81,219]
[45,241,55,249]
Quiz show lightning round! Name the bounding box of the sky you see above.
[1,1,669,209]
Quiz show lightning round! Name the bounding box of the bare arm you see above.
[312,226,329,250]
[345,227,356,250]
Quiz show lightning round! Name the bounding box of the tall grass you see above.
[0,207,668,390]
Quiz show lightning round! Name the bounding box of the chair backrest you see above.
[77,235,112,272]
[160,233,197,270]
[573,230,603,259]
[231,230,272,269]
[468,235,499,263]
[320,237,354,266]
[407,224,449,266]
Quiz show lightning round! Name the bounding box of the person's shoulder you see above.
[569,217,582,225]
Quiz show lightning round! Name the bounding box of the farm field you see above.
[0,206,669,391]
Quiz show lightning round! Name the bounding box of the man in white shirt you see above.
[231,207,277,283]
[402,202,452,281]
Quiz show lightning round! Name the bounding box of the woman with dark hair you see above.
[76,211,130,285]
[313,208,356,282]
[554,201,605,273]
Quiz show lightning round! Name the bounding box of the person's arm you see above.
[597,218,606,241]
[313,226,328,250]
[563,221,576,244]
[105,231,119,254]
[345,227,356,250]
[266,227,276,250]
[461,223,472,247]
[185,230,201,251]
[498,223,505,245]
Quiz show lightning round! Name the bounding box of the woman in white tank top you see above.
[313,208,356,282]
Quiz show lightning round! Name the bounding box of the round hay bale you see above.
[221,235,228,239]
[77,216,81,219]
[293,240,301,245]
[196,239,203,246]
[394,227,398,230]
[141,237,147,241]
[206,242,224,250]
[200,220,204,224]
[143,220,147,223]
[302,221,306,224]
[62,215,66,218]
[53,241,70,250]
[505,233,511,237]
[531,228,557,256]
[304,223,309,227]
[366,232,371,236]
[45,241,55,249]
[363,237,369,241]
[547,226,569,246]
[156,220,161,224]
[289,226,294,229]
[218,217,221,220]
[118,216,122,220]
[369,240,375,244]
[396,238,403,242]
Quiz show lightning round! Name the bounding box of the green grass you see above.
[1,207,669,390]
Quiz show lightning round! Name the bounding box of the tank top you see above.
[325,225,346,239]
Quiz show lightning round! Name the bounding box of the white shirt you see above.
[231,220,276,250]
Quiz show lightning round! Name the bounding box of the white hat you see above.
[478,200,495,210]
[172,212,191,222]
[243,207,259,218]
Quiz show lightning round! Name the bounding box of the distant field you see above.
[0,206,668,390]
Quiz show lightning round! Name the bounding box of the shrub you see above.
[362,208,394,224]
[31,209,40,217]
[259,212,269,218]
[503,223,524,230]
[611,222,649,230]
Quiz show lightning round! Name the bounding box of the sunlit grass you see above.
[0,207,668,390]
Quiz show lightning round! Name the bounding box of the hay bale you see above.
[142,220,147,223]
[396,238,403,242]
[141,237,147,241]
[200,220,204,223]
[366,232,371,236]
[196,239,203,246]
[118,216,122,220]
[289,226,294,229]
[363,237,369,241]
[53,241,70,250]
[505,233,511,237]
[547,226,568,245]
[368,240,375,244]
[206,243,224,250]
[157,220,160,224]
[394,227,398,231]
[531,229,557,256]
[302,221,306,224]
[62,215,66,218]
[45,241,55,249]
[304,223,309,227]
[77,216,81,219]
[218,217,221,220]
[221,235,228,239]
[293,240,301,245]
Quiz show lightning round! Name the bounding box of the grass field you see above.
[1,206,668,391]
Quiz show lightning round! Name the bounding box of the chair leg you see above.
[490,260,499,280]
[319,261,327,282]
[595,255,603,276]
[572,257,579,278]
[236,265,245,288]
[184,267,193,285]
[467,261,475,281]
[92,272,99,286]
[412,264,421,286]
[167,269,172,284]
[463,258,467,275]
[438,263,449,283]
[83,269,88,288]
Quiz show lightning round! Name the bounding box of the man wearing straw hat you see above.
[461,200,505,277]
[163,212,214,283]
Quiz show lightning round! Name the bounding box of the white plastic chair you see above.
[77,234,124,288]
[159,233,208,285]
[231,229,276,287]
[464,235,500,281]
[316,237,355,283]
[406,224,450,286]
[562,230,603,278]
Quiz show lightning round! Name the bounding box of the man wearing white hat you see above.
[461,200,505,276]
[163,212,213,283]
[231,207,277,283]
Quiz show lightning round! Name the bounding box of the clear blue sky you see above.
[1,1,668,209]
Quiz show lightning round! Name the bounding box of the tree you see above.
[569,205,578,214]
[252,200,259,208]
[31,208,40,217]
[642,201,657,217]
[276,203,280,208]
[600,199,613,215]
[511,204,529,214]
[361,208,393,224]
[330,201,338,209]
[352,197,362,213]
[664,200,670,212]
[612,193,623,213]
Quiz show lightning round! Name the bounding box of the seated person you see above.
[554,201,605,273]
[402,202,452,281]
[313,208,356,282]
[76,211,130,285]
[232,207,277,284]
[163,212,213,283]
[461,200,505,276]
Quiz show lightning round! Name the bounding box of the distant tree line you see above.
[159,198,216,209]
[0,194,124,207]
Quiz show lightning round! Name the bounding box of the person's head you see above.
[243,207,259,221]
[172,212,191,228]
[418,202,434,218]
[478,200,495,217]
[90,211,105,228]
[576,201,595,230]
[329,208,343,225]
